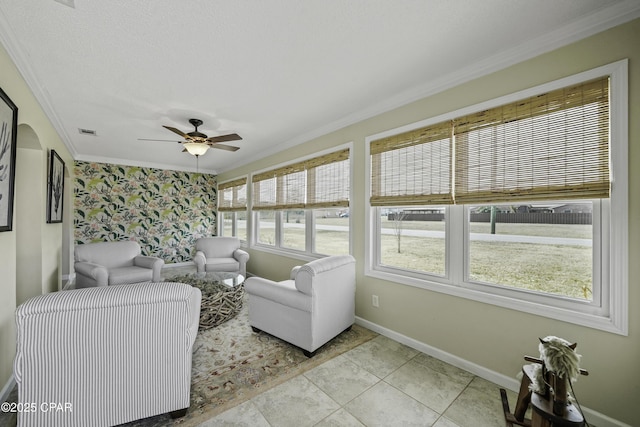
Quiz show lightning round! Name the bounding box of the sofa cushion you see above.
[74,241,140,269]
[108,266,153,285]
[205,258,240,272]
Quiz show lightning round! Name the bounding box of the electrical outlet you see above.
[372,294,379,307]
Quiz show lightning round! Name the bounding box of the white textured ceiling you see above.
[0,0,639,174]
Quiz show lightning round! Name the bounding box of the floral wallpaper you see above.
[74,161,217,264]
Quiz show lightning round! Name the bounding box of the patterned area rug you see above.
[122,294,377,427]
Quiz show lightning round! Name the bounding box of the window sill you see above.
[365,266,626,335]
[250,243,322,264]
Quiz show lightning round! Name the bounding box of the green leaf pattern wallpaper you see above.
[74,161,217,264]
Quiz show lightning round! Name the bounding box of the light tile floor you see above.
[199,335,519,427]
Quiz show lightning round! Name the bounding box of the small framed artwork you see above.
[47,149,65,224]
[0,87,18,232]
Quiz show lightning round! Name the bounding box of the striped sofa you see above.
[14,282,201,427]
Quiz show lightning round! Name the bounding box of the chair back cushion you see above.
[74,241,141,268]
[196,237,240,258]
[295,255,356,296]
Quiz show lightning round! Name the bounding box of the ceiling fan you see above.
[140,118,242,156]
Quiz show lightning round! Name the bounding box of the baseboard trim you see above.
[354,316,631,427]
[62,273,75,290]
[0,374,16,403]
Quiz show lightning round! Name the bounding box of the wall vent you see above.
[78,128,97,136]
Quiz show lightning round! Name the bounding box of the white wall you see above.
[16,144,43,305]
[0,41,73,396]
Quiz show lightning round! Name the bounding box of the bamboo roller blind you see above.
[218,178,247,212]
[252,149,350,210]
[370,122,453,206]
[371,77,610,206]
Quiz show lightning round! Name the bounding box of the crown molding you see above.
[0,8,78,158]
[74,154,218,175]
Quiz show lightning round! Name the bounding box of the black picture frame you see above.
[0,87,18,232]
[47,149,65,224]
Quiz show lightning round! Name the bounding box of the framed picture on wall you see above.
[47,149,65,224]
[0,87,18,232]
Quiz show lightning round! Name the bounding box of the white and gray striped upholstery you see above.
[14,282,201,427]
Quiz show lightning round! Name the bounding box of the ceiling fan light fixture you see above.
[183,141,209,156]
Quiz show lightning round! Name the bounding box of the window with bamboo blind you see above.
[218,178,247,212]
[252,148,350,210]
[366,60,628,335]
[370,77,609,205]
[370,122,453,206]
[454,77,609,204]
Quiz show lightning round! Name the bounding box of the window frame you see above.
[218,210,248,242]
[217,176,248,243]
[251,143,353,260]
[365,60,628,335]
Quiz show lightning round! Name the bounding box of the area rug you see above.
[123,295,378,427]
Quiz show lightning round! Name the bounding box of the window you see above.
[255,210,276,245]
[367,61,628,334]
[282,209,305,251]
[314,207,350,256]
[252,147,351,256]
[377,206,447,277]
[218,178,248,241]
[466,201,594,300]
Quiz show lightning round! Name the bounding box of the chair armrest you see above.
[187,287,202,345]
[134,255,165,281]
[244,277,311,312]
[74,262,108,285]
[233,248,250,263]
[193,250,206,273]
[290,266,302,280]
[134,255,164,270]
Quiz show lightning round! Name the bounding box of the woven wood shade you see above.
[370,77,610,206]
[252,149,349,210]
[454,77,610,204]
[218,178,247,212]
[370,122,453,206]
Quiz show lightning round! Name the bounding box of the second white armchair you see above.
[193,237,250,277]
[244,255,356,357]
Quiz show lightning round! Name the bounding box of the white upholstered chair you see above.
[244,255,356,357]
[73,241,164,288]
[14,281,201,427]
[193,237,249,277]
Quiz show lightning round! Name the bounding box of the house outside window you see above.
[366,60,628,335]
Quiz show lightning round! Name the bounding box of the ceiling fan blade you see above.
[163,125,188,138]
[206,133,242,143]
[209,143,240,152]
[137,138,182,143]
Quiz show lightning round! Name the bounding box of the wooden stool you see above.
[501,357,588,427]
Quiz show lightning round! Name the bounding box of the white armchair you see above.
[244,255,356,357]
[14,281,201,427]
[74,241,164,288]
[193,237,249,277]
